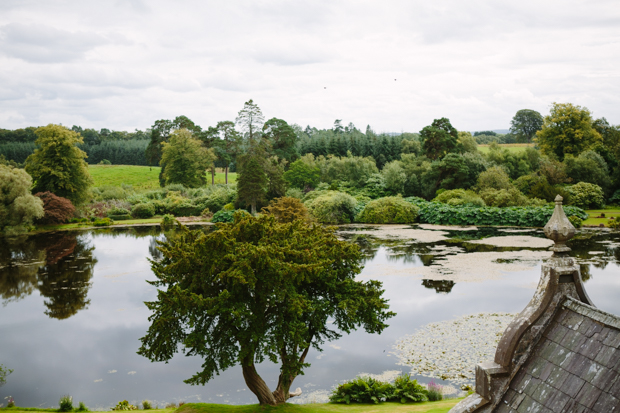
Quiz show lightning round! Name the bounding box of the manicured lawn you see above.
[477,143,535,154]
[176,400,461,413]
[582,208,620,227]
[89,165,236,190]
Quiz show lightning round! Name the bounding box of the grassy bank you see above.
[0,400,461,413]
[89,165,237,190]
[582,208,620,227]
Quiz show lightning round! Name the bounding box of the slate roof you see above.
[497,297,620,412]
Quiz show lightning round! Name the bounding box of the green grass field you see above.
[89,165,237,190]
[582,208,620,227]
[477,143,535,154]
[0,400,461,413]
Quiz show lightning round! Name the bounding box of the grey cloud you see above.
[0,23,110,63]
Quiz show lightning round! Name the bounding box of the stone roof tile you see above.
[575,381,602,408]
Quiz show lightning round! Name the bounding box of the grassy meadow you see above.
[477,143,535,153]
[581,208,620,227]
[89,165,237,190]
[174,400,461,412]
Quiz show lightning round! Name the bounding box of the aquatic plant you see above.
[393,312,515,385]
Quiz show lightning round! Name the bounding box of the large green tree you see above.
[25,124,93,205]
[160,129,216,188]
[0,165,44,235]
[535,103,602,161]
[262,118,299,162]
[509,109,543,143]
[420,118,459,160]
[138,214,394,406]
[237,154,268,214]
[213,120,242,184]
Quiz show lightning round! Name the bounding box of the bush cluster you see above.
[305,191,357,224]
[329,374,431,405]
[35,191,76,224]
[357,196,419,224]
[406,197,587,227]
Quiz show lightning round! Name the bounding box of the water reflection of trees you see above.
[37,233,97,319]
[422,279,456,294]
[0,233,97,319]
[0,236,45,305]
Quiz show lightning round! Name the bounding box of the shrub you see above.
[59,395,73,412]
[111,400,137,411]
[388,374,428,404]
[93,217,113,226]
[405,197,588,227]
[34,192,76,224]
[329,376,393,404]
[477,166,512,190]
[609,218,620,229]
[6,397,15,408]
[171,201,201,217]
[200,208,213,219]
[433,189,485,207]
[132,203,156,219]
[261,197,310,223]
[364,173,387,198]
[160,214,175,228]
[357,196,419,224]
[426,381,443,401]
[92,185,128,201]
[77,401,88,411]
[567,182,605,209]
[609,190,620,205]
[478,187,532,207]
[98,159,111,165]
[285,187,304,199]
[211,209,250,223]
[141,401,152,410]
[107,206,132,220]
[305,191,357,224]
[0,164,44,235]
[568,215,583,228]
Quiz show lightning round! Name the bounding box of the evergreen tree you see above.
[237,154,268,214]
[25,124,93,205]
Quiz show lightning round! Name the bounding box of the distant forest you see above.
[0,121,515,167]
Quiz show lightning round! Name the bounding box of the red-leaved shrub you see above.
[34,191,76,224]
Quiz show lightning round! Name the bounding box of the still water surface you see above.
[0,225,619,409]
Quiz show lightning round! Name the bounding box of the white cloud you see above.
[0,0,619,131]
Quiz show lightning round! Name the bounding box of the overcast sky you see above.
[1,0,619,133]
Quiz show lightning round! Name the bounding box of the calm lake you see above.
[1,224,619,409]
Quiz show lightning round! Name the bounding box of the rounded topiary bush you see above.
[357,196,420,224]
[305,191,357,224]
[568,182,605,209]
[131,203,156,219]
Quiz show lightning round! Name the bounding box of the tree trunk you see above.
[225,166,228,185]
[211,166,215,186]
[242,362,277,406]
[272,344,311,404]
[251,199,257,215]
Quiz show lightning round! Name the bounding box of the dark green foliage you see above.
[357,196,420,224]
[210,209,249,223]
[160,214,175,228]
[514,174,571,203]
[432,152,488,192]
[59,395,73,412]
[0,141,37,163]
[564,150,611,194]
[237,154,268,214]
[420,118,459,160]
[77,402,88,411]
[131,203,156,219]
[510,109,543,143]
[609,190,620,205]
[107,206,132,220]
[138,214,393,405]
[389,374,428,403]
[25,125,93,205]
[329,376,393,404]
[82,140,149,165]
[262,118,299,162]
[283,159,320,189]
[406,197,587,227]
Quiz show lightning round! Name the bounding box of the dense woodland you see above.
[2,101,620,235]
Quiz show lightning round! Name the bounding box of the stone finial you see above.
[543,195,575,254]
